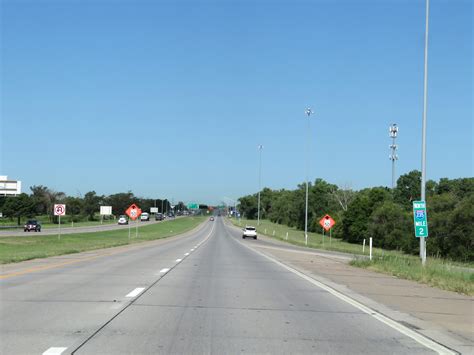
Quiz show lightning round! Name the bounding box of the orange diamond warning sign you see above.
[319,214,335,231]
[125,204,142,221]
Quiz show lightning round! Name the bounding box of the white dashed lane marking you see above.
[176,259,182,263]
[43,347,67,355]
[160,268,170,274]
[125,287,145,298]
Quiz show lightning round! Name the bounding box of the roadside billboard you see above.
[100,206,112,215]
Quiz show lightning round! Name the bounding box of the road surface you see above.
[0,219,169,238]
[1,217,448,354]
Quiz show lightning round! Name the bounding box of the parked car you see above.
[118,215,128,225]
[155,213,164,221]
[140,212,150,221]
[24,219,41,232]
[242,226,257,239]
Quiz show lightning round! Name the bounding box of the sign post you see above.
[319,214,336,247]
[54,204,66,240]
[125,203,142,240]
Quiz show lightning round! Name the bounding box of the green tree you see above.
[445,195,474,261]
[105,192,136,216]
[394,170,421,208]
[341,187,391,243]
[268,189,293,225]
[368,201,414,252]
[83,191,103,221]
[65,196,83,222]
[2,194,35,225]
[238,194,258,219]
[437,177,474,199]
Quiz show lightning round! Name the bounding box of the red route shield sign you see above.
[319,214,335,231]
[125,203,142,221]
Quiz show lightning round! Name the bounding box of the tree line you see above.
[237,171,473,262]
[0,186,186,224]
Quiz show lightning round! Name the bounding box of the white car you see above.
[118,215,128,225]
[242,226,257,239]
[140,212,150,221]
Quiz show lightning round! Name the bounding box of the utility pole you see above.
[304,107,314,246]
[389,124,399,189]
[420,0,430,265]
[257,144,263,226]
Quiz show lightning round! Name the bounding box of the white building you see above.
[0,176,22,196]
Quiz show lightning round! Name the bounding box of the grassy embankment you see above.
[0,216,206,264]
[231,218,474,295]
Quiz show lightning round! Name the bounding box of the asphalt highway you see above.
[0,219,166,237]
[0,217,443,354]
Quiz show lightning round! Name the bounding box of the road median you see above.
[0,216,207,264]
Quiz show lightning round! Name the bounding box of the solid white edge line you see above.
[125,287,145,298]
[235,238,456,355]
[42,347,67,355]
[176,259,182,262]
[160,268,170,274]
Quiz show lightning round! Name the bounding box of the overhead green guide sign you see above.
[187,203,199,209]
[413,200,429,238]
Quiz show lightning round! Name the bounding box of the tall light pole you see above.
[420,0,430,265]
[304,107,314,246]
[257,144,263,226]
[389,124,399,189]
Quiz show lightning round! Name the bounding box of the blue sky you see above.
[1,0,472,205]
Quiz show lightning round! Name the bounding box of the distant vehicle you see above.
[155,213,164,221]
[210,216,214,221]
[24,219,41,232]
[140,212,150,221]
[167,213,175,218]
[242,226,257,239]
[118,215,128,225]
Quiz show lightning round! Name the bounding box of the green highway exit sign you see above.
[413,200,429,238]
[187,203,198,209]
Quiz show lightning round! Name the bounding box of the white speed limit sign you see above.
[54,204,66,216]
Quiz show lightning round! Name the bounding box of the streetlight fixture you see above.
[304,107,314,246]
[389,124,399,189]
[257,144,263,226]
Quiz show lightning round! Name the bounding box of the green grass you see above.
[351,255,474,295]
[0,216,206,264]
[231,218,474,295]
